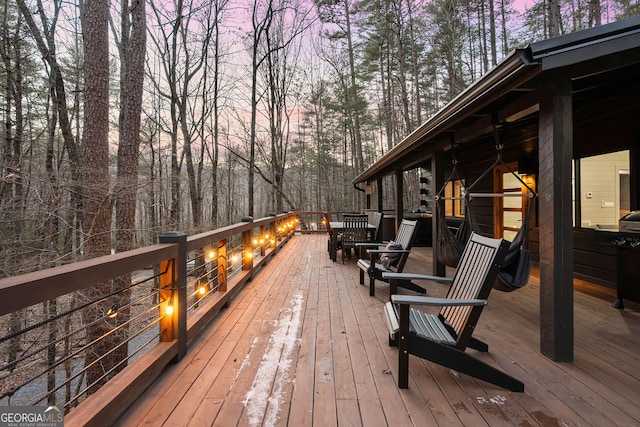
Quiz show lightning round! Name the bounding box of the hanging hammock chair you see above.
[460,125,537,291]
[434,153,476,268]
[436,126,538,291]
[494,196,535,292]
[436,197,476,267]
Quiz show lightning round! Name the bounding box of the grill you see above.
[619,210,640,234]
[594,210,640,308]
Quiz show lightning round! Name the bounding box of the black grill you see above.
[594,211,640,308]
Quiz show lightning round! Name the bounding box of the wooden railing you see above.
[0,213,299,425]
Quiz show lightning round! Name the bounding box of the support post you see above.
[242,216,253,275]
[395,170,404,231]
[377,178,383,213]
[218,239,228,293]
[159,231,188,361]
[365,182,372,210]
[432,152,446,277]
[538,77,574,362]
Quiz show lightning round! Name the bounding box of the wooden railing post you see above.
[159,231,187,361]
[218,239,227,293]
[260,225,266,257]
[268,213,277,248]
[242,216,254,275]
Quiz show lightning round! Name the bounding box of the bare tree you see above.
[1,0,26,373]
[248,0,275,217]
[314,0,367,209]
[203,0,231,227]
[148,0,215,231]
[16,0,84,259]
[257,0,315,213]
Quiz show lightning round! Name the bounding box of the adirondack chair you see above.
[382,232,524,392]
[356,219,424,297]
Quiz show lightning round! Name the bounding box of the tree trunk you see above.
[80,0,112,394]
[112,0,147,377]
[588,0,601,27]
[548,0,563,36]
[489,0,497,67]
[406,0,422,125]
[393,0,412,134]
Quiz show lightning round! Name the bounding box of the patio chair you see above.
[339,214,370,263]
[369,212,384,243]
[357,219,424,297]
[382,232,524,392]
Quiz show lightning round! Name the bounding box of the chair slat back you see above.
[395,219,418,249]
[341,214,370,247]
[440,232,509,347]
[371,212,384,242]
[391,220,418,271]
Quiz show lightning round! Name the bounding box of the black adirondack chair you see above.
[356,219,424,297]
[383,232,524,392]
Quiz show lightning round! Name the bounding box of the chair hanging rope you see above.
[465,123,538,199]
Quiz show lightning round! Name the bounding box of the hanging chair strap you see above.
[435,140,466,200]
[466,123,538,198]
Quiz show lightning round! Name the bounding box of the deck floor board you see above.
[117,234,640,426]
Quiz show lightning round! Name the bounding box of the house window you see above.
[577,150,630,229]
[443,180,465,217]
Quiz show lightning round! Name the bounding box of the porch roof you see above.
[354,15,640,184]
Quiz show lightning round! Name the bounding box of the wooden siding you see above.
[116,234,640,426]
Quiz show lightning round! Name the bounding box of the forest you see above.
[1,0,637,278]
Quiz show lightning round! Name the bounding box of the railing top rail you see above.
[188,222,253,251]
[252,213,290,227]
[0,244,178,317]
[0,214,298,316]
[187,213,293,251]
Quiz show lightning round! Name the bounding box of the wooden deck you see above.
[116,234,640,426]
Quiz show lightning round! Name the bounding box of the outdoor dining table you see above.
[328,221,376,262]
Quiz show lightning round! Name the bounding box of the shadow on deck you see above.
[117,234,640,426]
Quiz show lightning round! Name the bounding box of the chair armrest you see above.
[356,242,382,248]
[382,272,453,284]
[391,294,487,307]
[365,249,410,254]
